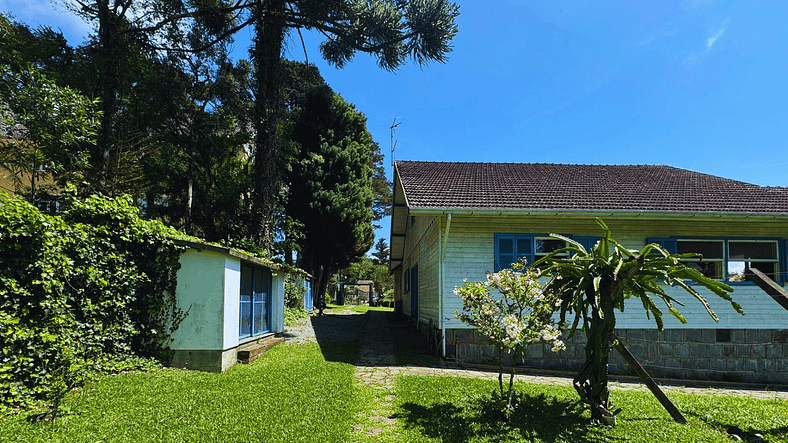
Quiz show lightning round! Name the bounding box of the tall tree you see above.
[284,83,376,314]
[247,0,460,247]
[0,66,99,203]
[371,238,390,266]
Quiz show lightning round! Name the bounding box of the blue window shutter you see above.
[573,236,601,252]
[781,239,788,282]
[495,234,514,272]
[647,237,677,255]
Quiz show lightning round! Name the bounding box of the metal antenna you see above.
[390,117,401,168]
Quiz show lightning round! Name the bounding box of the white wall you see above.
[171,249,228,350]
[221,257,241,350]
[441,216,788,330]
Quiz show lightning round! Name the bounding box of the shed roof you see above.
[396,161,788,214]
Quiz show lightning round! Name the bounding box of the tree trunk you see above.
[574,286,617,424]
[251,0,287,250]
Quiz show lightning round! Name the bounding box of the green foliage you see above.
[454,262,564,412]
[285,274,308,310]
[534,219,741,424]
[0,65,100,199]
[0,192,185,412]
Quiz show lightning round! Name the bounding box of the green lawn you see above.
[3,343,786,443]
[1,341,373,443]
[393,376,788,442]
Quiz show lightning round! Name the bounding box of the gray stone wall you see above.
[446,328,788,385]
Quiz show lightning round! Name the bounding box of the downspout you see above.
[440,213,452,358]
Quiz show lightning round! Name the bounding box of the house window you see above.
[494,234,599,272]
[649,238,781,282]
[239,265,271,338]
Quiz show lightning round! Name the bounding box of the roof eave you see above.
[405,207,788,220]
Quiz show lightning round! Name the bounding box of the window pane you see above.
[253,300,263,335]
[677,241,723,259]
[239,299,251,337]
[498,255,514,269]
[729,261,776,281]
[686,261,723,279]
[241,266,253,296]
[516,238,532,255]
[729,242,777,260]
[536,238,565,254]
[498,238,513,254]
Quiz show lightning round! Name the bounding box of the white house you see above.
[390,161,788,384]
[169,240,286,372]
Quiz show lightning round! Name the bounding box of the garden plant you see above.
[454,261,565,412]
[534,219,742,425]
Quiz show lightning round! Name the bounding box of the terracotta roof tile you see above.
[396,161,788,214]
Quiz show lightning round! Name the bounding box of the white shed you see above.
[169,240,286,372]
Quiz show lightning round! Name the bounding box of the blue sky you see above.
[4,0,788,245]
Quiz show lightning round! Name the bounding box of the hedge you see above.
[0,193,186,412]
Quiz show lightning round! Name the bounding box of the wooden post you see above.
[612,334,687,424]
[745,267,788,312]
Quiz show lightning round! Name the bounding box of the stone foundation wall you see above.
[447,328,788,385]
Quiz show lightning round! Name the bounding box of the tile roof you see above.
[396,161,788,214]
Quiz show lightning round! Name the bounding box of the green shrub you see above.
[0,193,185,413]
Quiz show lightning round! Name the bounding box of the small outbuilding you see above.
[169,239,286,372]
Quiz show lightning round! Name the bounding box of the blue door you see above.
[240,265,271,338]
[410,264,418,320]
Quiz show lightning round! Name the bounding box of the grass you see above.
[1,341,372,443]
[393,376,788,442]
[4,343,786,443]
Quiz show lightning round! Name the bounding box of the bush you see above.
[0,193,185,413]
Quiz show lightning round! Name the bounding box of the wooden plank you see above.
[613,334,687,424]
[745,267,788,312]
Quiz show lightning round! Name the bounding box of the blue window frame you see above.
[494,234,601,272]
[647,237,785,283]
[239,265,271,338]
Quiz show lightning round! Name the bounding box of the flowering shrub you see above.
[454,261,564,411]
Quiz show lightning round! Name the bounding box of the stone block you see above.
[679,358,696,370]
[701,329,716,343]
[674,343,690,358]
[751,345,766,358]
[630,343,647,358]
[658,343,674,357]
[453,329,474,344]
[731,330,746,343]
[735,345,750,358]
[777,357,788,372]
[664,358,680,369]
[686,329,702,343]
[481,344,496,360]
[708,345,722,358]
[744,359,758,371]
[759,330,772,344]
[626,329,644,341]
[667,330,684,342]
[644,329,660,342]
[722,345,736,358]
[696,358,710,370]
[745,330,760,344]
[648,344,659,358]
[762,358,775,372]
[711,359,726,371]
[726,359,742,372]
[567,359,583,369]
[766,345,783,358]
[688,343,706,357]
[526,345,543,359]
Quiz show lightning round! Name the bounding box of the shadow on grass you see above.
[398,392,603,442]
[308,310,367,364]
[684,411,788,441]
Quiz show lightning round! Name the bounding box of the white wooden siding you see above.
[439,215,788,330]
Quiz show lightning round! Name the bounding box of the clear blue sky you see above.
[4,0,788,245]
